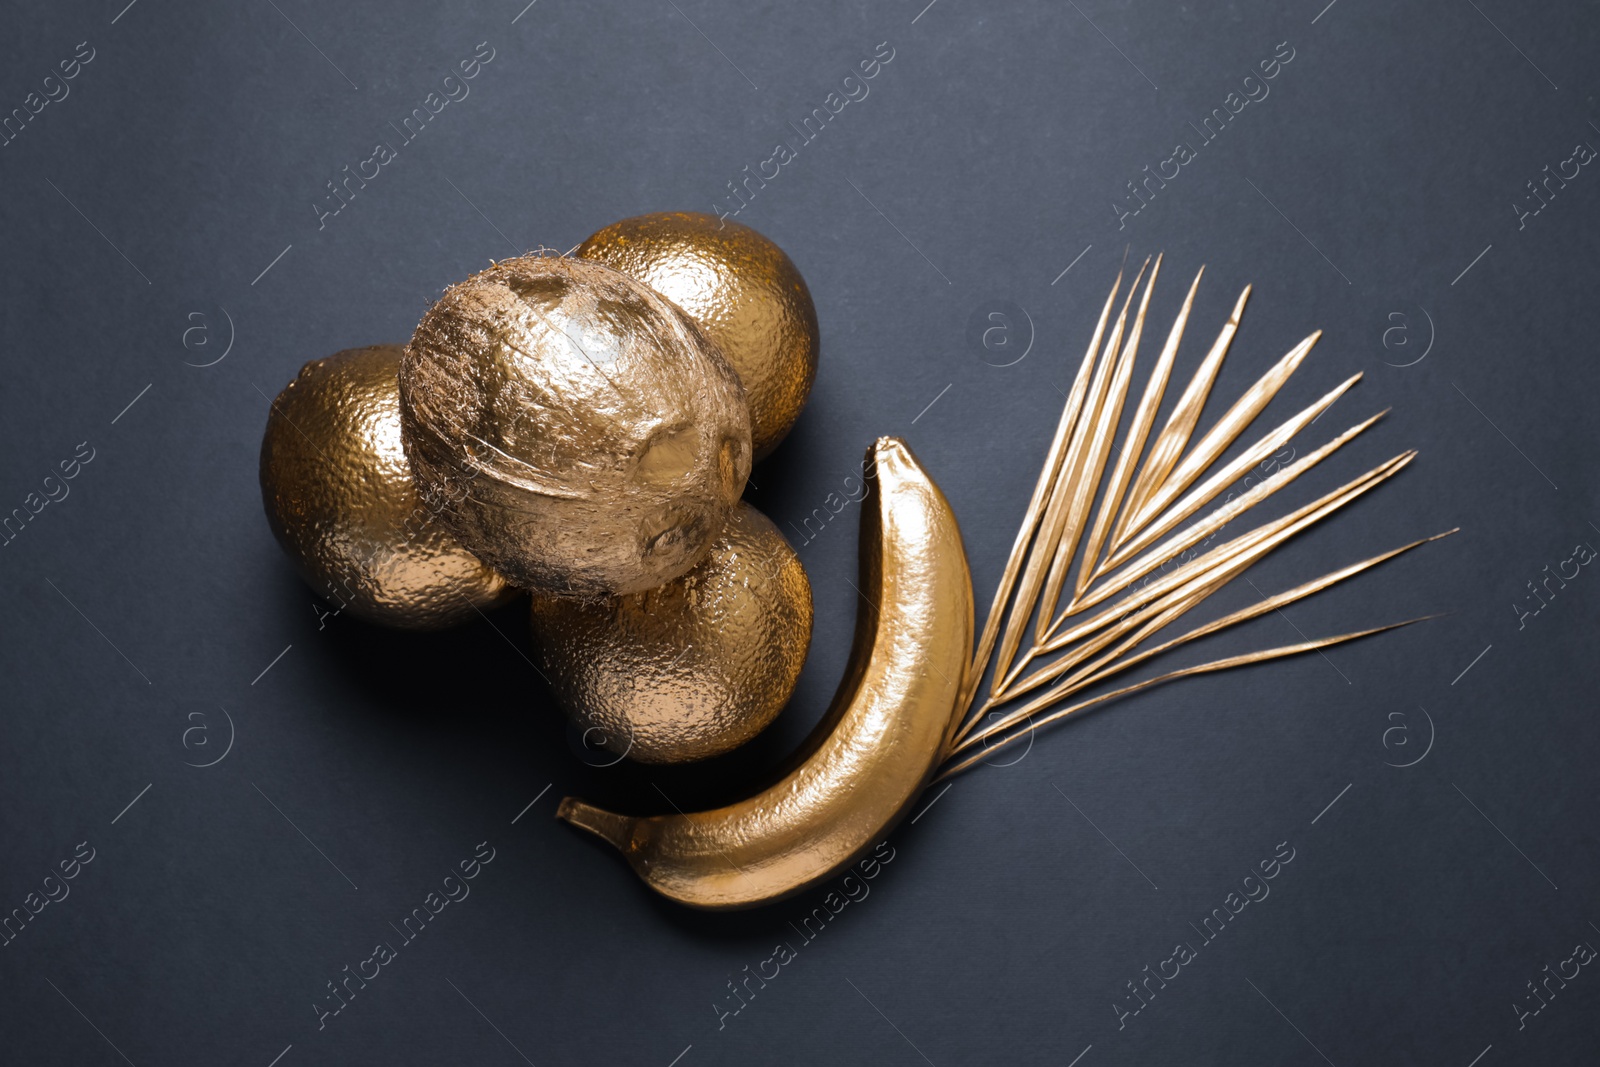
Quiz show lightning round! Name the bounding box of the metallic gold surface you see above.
[550,258,1443,910]
[259,345,515,630]
[399,255,753,598]
[576,212,819,460]
[558,438,972,909]
[944,259,1449,776]
[528,502,813,764]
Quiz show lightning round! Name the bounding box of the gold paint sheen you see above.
[399,255,752,598]
[577,213,818,460]
[529,501,813,764]
[259,345,514,630]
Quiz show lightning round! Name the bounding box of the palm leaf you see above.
[941,259,1446,775]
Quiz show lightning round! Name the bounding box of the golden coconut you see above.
[259,344,515,629]
[577,212,818,459]
[529,502,812,763]
[399,255,752,598]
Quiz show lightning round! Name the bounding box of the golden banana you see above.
[557,437,973,910]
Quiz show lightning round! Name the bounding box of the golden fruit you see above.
[529,501,812,764]
[577,212,819,460]
[399,254,753,598]
[259,345,515,630]
[558,438,973,908]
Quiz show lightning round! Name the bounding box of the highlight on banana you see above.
[260,217,1450,910]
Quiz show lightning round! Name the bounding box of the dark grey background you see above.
[2,1,1596,1064]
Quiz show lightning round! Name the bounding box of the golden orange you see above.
[259,345,515,630]
[577,212,818,459]
[529,502,812,764]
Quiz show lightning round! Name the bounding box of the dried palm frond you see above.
[939,258,1451,776]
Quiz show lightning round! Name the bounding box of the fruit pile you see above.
[262,239,1430,913]
[260,213,820,764]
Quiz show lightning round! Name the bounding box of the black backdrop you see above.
[2,2,1597,1064]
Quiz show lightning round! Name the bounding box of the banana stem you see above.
[558,797,636,854]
